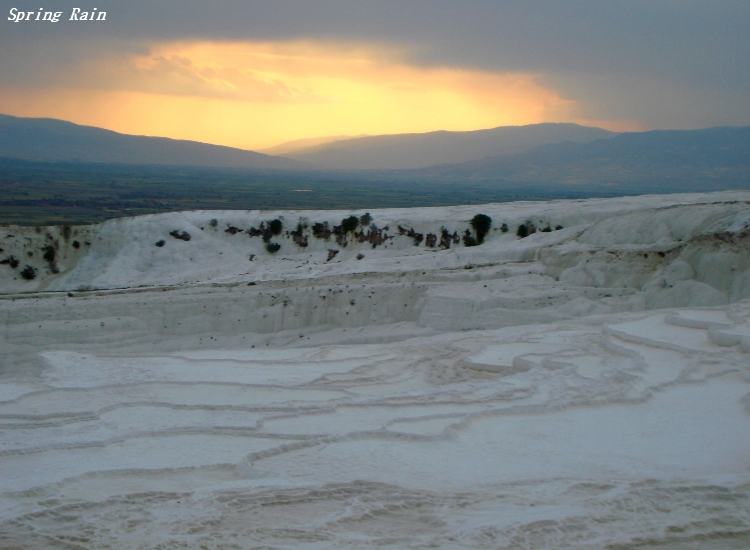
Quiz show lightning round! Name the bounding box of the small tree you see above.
[209,218,218,228]
[359,213,372,227]
[266,242,281,253]
[463,234,478,247]
[470,214,492,243]
[42,245,56,263]
[517,224,528,238]
[500,223,508,233]
[341,216,359,233]
[20,265,36,280]
[268,219,283,235]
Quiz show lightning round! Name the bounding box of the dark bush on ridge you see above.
[359,213,372,227]
[341,216,359,233]
[268,219,283,235]
[266,242,281,253]
[1,255,20,269]
[20,265,36,280]
[463,234,478,247]
[517,224,528,238]
[42,245,56,263]
[470,214,492,243]
[169,230,191,241]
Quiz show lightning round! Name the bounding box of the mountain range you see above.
[0,115,617,172]
[402,126,750,188]
[0,115,306,171]
[0,115,748,193]
[277,123,616,169]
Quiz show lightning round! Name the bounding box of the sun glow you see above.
[1,40,586,150]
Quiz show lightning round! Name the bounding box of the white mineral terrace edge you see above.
[0,191,749,549]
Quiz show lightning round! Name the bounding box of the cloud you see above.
[0,0,747,138]
[0,40,586,149]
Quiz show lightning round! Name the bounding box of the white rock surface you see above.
[0,191,748,548]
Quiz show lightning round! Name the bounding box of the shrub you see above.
[7,255,19,269]
[209,218,218,228]
[42,245,56,263]
[517,224,528,238]
[341,215,359,233]
[266,242,281,253]
[72,240,80,249]
[169,230,191,241]
[356,253,365,260]
[359,213,372,227]
[470,214,492,243]
[463,234,478,247]
[312,222,331,239]
[500,223,508,233]
[555,225,564,230]
[268,219,283,235]
[155,240,165,247]
[20,265,36,280]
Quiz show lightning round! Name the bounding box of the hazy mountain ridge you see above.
[259,134,369,156]
[402,126,750,187]
[0,115,308,170]
[283,123,617,169]
[1,115,747,195]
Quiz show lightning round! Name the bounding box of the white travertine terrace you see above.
[1,191,749,548]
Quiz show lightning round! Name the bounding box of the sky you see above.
[1,0,748,150]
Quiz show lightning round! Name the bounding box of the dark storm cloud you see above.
[1,0,748,128]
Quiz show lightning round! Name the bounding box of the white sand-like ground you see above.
[1,192,749,548]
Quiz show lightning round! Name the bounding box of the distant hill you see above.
[0,115,308,170]
[259,134,369,156]
[404,127,750,190]
[284,123,617,169]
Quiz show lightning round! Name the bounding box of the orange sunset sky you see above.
[1,1,746,151]
[0,40,642,151]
